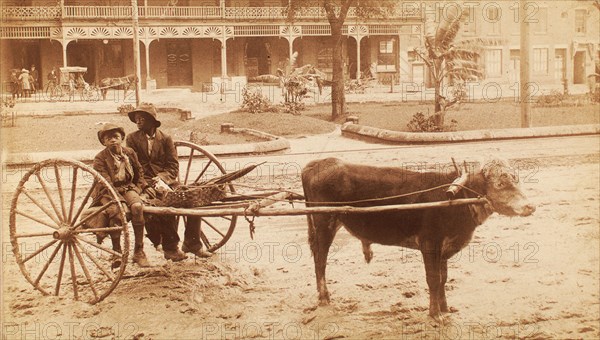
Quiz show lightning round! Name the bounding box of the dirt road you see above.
[2,135,599,339]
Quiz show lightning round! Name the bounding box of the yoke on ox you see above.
[99,74,136,101]
[301,157,535,321]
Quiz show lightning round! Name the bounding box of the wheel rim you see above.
[174,141,237,252]
[9,159,129,304]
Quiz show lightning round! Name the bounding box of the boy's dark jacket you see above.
[91,146,148,205]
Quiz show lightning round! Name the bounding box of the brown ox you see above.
[301,157,535,321]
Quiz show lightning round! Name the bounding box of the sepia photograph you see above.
[1,0,599,339]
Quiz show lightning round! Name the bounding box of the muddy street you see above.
[2,135,599,339]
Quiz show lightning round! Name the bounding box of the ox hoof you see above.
[429,313,447,324]
[318,297,330,307]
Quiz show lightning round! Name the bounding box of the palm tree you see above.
[413,6,489,128]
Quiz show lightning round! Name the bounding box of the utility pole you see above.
[519,0,531,128]
[131,0,142,107]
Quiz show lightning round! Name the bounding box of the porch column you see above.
[221,39,227,79]
[356,36,362,80]
[62,41,70,67]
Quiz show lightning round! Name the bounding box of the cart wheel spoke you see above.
[72,200,116,230]
[73,227,123,234]
[68,167,78,223]
[14,231,56,238]
[67,242,79,300]
[200,217,225,238]
[54,164,68,223]
[183,149,194,185]
[21,188,62,226]
[71,180,98,225]
[75,235,123,257]
[199,230,212,250]
[33,241,63,286]
[74,239,115,282]
[193,160,213,184]
[55,243,68,296]
[23,240,58,264]
[15,209,59,230]
[72,242,99,301]
[35,172,64,222]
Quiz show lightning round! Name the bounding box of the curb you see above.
[4,128,290,167]
[341,123,600,144]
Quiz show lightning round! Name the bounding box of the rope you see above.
[227,182,486,206]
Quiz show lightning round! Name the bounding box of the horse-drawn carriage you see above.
[8,142,493,305]
[44,66,100,102]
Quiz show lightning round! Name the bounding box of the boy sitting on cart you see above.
[90,123,154,268]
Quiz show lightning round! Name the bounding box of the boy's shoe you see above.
[111,255,123,269]
[164,248,188,262]
[132,249,151,267]
[182,243,213,258]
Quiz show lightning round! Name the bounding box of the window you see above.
[461,7,476,36]
[533,48,548,74]
[485,49,502,77]
[486,5,501,35]
[533,7,547,34]
[379,40,393,54]
[378,40,396,72]
[575,9,586,33]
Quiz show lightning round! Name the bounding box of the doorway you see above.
[167,40,193,86]
[573,51,586,84]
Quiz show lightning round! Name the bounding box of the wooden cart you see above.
[8,141,485,304]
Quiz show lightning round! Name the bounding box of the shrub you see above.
[536,90,566,107]
[407,111,457,132]
[283,101,305,115]
[241,87,273,113]
[117,104,135,115]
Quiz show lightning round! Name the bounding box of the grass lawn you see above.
[2,99,597,153]
[301,99,600,131]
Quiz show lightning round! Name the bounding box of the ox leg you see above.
[361,240,373,263]
[309,214,338,306]
[439,259,449,313]
[421,242,444,321]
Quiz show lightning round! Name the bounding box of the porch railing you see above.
[3,5,421,21]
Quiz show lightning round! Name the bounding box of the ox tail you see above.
[301,162,318,259]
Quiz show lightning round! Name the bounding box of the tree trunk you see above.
[434,83,444,127]
[330,23,346,119]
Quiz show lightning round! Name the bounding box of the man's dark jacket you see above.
[126,129,179,185]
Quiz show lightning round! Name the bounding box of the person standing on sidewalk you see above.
[126,103,213,261]
[92,123,152,268]
[30,65,39,93]
[18,69,31,98]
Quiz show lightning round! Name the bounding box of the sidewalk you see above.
[5,83,593,118]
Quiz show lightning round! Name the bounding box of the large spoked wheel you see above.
[9,159,129,304]
[175,141,237,253]
[44,83,61,102]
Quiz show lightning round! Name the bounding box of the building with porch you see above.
[1,1,598,94]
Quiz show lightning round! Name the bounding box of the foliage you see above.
[286,0,392,119]
[283,101,306,115]
[407,111,457,132]
[277,53,325,104]
[413,5,497,127]
[241,87,274,113]
[117,104,135,115]
[535,90,566,107]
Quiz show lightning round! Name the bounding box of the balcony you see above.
[1,4,421,22]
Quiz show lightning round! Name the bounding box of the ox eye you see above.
[494,181,505,189]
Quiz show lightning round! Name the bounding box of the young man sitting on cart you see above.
[92,123,154,268]
[126,103,213,260]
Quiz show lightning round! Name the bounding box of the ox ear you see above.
[480,157,511,180]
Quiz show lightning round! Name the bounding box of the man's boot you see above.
[132,222,151,267]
